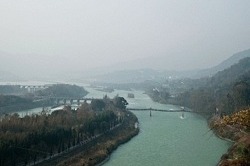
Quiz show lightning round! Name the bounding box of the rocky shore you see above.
[209,109,250,166]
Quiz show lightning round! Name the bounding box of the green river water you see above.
[84,87,230,166]
[19,86,230,166]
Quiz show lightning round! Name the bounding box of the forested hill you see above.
[175,57,250,115]
[36,84,88,98]
[208,57,250,88]
[149,57,250,115]
[214,49,250,72]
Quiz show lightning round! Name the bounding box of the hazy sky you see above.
[0,0,250,75]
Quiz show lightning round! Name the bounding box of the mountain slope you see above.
[170,57,250,115]
[195,49,250,78]
[209,57,250,88]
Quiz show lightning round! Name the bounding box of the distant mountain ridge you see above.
[88,49,250,83]
[193,49,250,78]
[1,48,249,83]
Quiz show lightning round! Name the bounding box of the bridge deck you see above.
[126,108,209,113]
[126,108,188,112]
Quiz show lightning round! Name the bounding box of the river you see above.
[84,87,230,166]
[16,86,230,165]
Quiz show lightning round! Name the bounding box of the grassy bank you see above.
[52,110,139,166]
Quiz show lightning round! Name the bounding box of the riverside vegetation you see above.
[0,95,130,166]
[55,110,139,166]
[210,108,250,165]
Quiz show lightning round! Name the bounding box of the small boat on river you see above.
[180,112,184,119]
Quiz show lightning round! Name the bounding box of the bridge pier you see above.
[40,97,101,106]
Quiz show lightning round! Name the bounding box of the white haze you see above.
[0,0,250,79]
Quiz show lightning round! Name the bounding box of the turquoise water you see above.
[105,111,230,166]
[84,88,230,166]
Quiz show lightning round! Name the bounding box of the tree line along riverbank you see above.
[53,110,139,166]
[0,96,133,166]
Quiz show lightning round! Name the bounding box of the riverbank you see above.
[209,108,250,166]
[0,100,52,115]
[52,110,139,166]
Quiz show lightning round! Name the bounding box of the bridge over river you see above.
[127,107,210,113]
[37,97,101,106]
[127,107,188,112]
